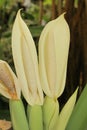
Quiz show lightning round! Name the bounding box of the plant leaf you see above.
[55,88,78,130]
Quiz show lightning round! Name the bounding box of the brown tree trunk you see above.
[59,0,87,107]
[81,0,87,87]
[58,0,62,15]
[51,0,56,19]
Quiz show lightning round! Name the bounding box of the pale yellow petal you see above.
[0,60,20,99]
[0,83,11,99]
[39,13,70,98]
[12,10,43,105]
[53,14,70,97]
[39,20,56,97]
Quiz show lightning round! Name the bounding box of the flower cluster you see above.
[0,10,78,130]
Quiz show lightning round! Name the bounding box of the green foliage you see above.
[0,0,6,8]
[0,37,12,66]
[44,0,58,6]
[74,0,79,8]
[66,84,87,130]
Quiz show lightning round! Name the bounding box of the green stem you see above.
[27,104,43,130]
[9,99,29,130]
[42,96,59,130]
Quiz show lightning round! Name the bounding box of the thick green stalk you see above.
[42,96,59,130]
[9,99,29,130]
[27,104,43,130]
[66,84,87,130]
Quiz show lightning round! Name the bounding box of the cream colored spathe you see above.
[39,13,70,99]
[12,10,43,105]
[0,60,20,99]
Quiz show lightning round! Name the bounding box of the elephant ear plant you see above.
[0,10,80,130]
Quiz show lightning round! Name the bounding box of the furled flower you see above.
[0,60,20,99]
[12,10,43,106]
[38,13,72,130]
[39,13,70,99]
[12,10,44,130]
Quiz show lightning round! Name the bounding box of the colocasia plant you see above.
[0,10,87,130]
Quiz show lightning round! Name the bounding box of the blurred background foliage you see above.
[0,0,87,119]
[0,0,80,69]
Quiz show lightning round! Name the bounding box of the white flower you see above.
[39,13,70,99]
[12,10,70,105]
[12,10,43,105]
